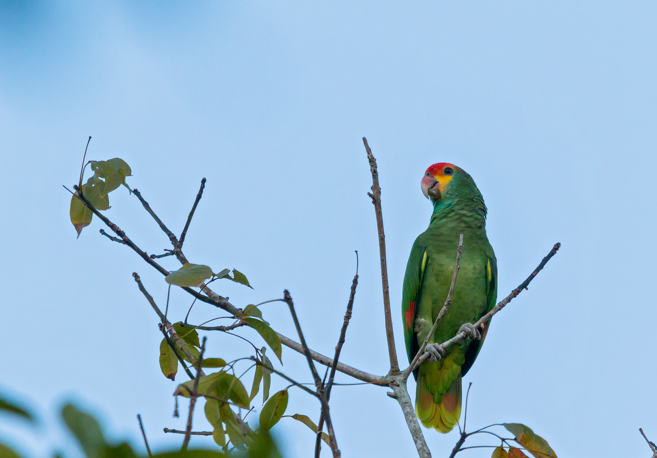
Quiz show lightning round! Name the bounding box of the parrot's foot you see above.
[425,343,445,362]
[459,322,481,341]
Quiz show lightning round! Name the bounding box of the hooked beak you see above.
[421,175,440,200]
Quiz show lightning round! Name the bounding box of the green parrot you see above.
[402,162,497,433]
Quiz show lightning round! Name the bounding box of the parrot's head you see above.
[421,162,460,202]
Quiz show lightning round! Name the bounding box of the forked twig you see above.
[181,336,207,451]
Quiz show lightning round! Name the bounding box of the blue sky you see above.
[1,1,656,457]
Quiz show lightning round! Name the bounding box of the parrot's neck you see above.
[429,195,487,230]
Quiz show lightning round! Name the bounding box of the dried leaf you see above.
[508,447,529,458]
[290,414,330,445]
[259,390,288,430]
[491,446,509,458]
[158,338,178,381]
[503,423,557,458]
[166,263,214,288]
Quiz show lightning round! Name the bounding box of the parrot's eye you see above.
[443,167,454,175]
[425,172,432,177]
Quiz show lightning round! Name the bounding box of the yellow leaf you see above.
[503,423,557,458]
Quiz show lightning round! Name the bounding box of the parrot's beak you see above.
[421,175,440,200]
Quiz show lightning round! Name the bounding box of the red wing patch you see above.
[405,301,415,330]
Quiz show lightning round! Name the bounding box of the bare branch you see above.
[403,234,464,379]
[164,428,212,436]
[99,229,126,244]
[137,414,152,458]
[640,428,657,458]
[181,336,207,451]
[315,255,359,457]
[282,290,341,457]
[133,272,204,377]
[277,332,386,385]
[178,177,206,250]
[412,242,562,369]
[252,356,318,398]
[362,137,398,372]
[388,377,432,458]
[133,188,184,263]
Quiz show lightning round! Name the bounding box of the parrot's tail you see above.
[415,373,462,433]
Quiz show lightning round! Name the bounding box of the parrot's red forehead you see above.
[425,162,457,176]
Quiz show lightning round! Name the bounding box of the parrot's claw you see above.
[425,343,445,362]
[459,322,481,341]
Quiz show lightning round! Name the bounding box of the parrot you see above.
[402,162,497,433]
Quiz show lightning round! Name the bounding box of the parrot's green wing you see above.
[401,240,428,367]
[461,254,497,375]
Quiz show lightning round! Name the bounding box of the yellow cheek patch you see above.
[436,175,454,193]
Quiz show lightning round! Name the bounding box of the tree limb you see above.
[362,137,399,373]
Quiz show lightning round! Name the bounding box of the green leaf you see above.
[212,422,226,448]
[174,372,224,398]
[159,338,178,381]
[172,322,200,347]
[503,423,557,458]
[214,268,230,279]
[290,414,330,445]
[0,443,23,458]
[177,339,200,364]
[70,194,93,237]
[245,318,282,363]
[217,269,252,288]
[259,390,288,431]
[250,364,263,402]
[83,179,110,210]
[204,399,221,427]
[220,405,247,451]
[202,358,227,368]
[105,158,132,191]
[242,304,264,320]
[90,160,122,194]
[231,269,251,288]
[61,403,107,458]
[0,396,34,422]
[165,263,214,288]
[212,373,250,409]
[102,442,138,458]
[508,447,529,458]
[261,349,272,404]
[492,446,509,458]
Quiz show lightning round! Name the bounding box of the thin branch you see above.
[283,290,340,457]
[133,188,182,261]
[78,136,92,188]
[412,242,562,369]
[362,137,398,372]
[137,414,152,458]
[164,428,212,436]
[178,178,206,250]
[404,234,463,379]
[640,428,657,457]
[448,432,467,458]
[277,332,386,385]
[315,253,359,457]
[161,326,195,380]
[389,377,432,458]
[188,322,247,332]
[181,336,207,451]
[251,356,318,398]
[133,272,204,377]
[100,229,126,244]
